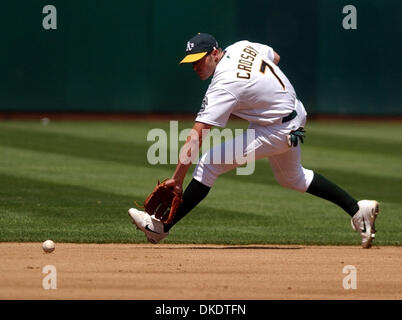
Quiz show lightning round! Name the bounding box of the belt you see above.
[282,110,297,123]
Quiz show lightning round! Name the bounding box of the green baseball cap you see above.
[180,33,219,64]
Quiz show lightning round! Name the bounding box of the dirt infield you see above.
[0,243,401,300]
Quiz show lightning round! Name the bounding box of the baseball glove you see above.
[138,179,182,224]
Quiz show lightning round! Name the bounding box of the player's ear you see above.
[212,47,221,62]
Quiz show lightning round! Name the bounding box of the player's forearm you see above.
[171,123,210,185]
[171,161,192,185]
[171,134,201,184]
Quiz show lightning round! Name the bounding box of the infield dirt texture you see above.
[1,243,401,299]
[0,119,401,299]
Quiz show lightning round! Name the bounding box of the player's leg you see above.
[267,98,359,215]
[163,177,211,231]
[268,146,359,215]
[269,147,379,248]
[164,129,267,231]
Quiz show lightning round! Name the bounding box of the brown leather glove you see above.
[142,179,182,224]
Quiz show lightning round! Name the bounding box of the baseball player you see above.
[129,33,379,248]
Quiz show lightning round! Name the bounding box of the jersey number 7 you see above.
[259,60,285,90]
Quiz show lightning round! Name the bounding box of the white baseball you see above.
[42,240,55,253]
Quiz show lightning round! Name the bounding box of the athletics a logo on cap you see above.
[186,41,194,52]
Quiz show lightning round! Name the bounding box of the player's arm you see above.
[165,121,212,193]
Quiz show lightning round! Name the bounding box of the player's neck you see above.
[216,50,226,64]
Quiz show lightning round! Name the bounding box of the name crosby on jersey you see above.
[236,45,258,79]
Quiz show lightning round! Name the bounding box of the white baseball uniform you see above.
[193,40,314,191]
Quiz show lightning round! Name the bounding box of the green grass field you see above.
[0,119,401,245]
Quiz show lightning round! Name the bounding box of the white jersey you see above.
[195,40,298,127]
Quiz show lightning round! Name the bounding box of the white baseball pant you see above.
[192,100,314,192]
